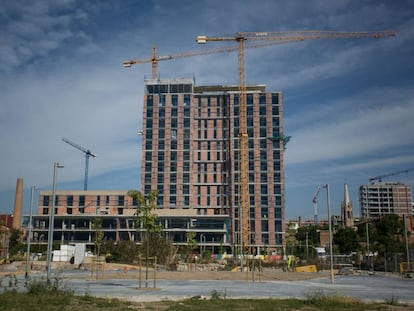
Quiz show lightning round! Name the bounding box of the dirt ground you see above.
[0,261,330,281]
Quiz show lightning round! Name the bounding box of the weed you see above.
[384,294,400,305]
[210,288,226,300]
[1,274,18,292]
[26,273,73,296]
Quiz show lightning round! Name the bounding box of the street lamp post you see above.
[324,184,334,284]
[46,162,63,280]
[25,185,36,278]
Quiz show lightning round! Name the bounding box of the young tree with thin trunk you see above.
[128,190,161,287]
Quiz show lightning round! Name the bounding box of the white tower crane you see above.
[312,186,322,225]
[62,137,96,190]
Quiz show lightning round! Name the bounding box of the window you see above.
[171,95,178,106]
[118,195,125,206]
[184,118,190,127]
[79,195,85,207]
[147,95,153,107]
[274,185,281,195]
[247,116,253,127]
[43,196,50,206]
[157,173,163,184]
[159,94,166,106]
[261,220,269,232]
[171,118,177,128]
[247,94,253,105]
[159,107,165,117]
[171,130,177,140]
[184,94,191,106]
[272,94,279,105]
[158,129,165,139]
[96,196,100,206]
[262,233,269,244]
[66,196,73,207]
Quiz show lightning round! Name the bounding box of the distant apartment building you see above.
[359,182,412,219]
[141,77,286,251]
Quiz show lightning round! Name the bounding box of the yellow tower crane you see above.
[196,30,395,251]
[123,40,304,79]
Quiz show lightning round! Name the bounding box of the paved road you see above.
[2,271,413,305]
[65,273,414,304]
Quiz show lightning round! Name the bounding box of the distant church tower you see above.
[341,183,354,227]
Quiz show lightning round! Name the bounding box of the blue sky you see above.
[1,0,413,222]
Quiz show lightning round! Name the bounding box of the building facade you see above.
[141,77,286,251]
[31,190,228,248]
[29,77,286,253]
[359,182,412,219]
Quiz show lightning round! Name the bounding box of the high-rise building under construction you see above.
[141,77,286,251]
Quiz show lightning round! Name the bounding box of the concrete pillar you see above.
[12,178,23,230]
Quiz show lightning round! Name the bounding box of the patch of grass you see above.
[161,297,400,311]
[0,281,407,311]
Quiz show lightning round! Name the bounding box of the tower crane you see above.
[369,167,414,184]
[122,40,303,79]
[62,137,96,190]
[312,186,322,225]
[196,30,395,250]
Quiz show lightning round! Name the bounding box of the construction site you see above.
[1,30,404,266]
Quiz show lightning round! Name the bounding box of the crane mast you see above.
[196,30,395,251]
[62,137,96,190]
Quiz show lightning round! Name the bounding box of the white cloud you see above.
[285,85,414,164]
